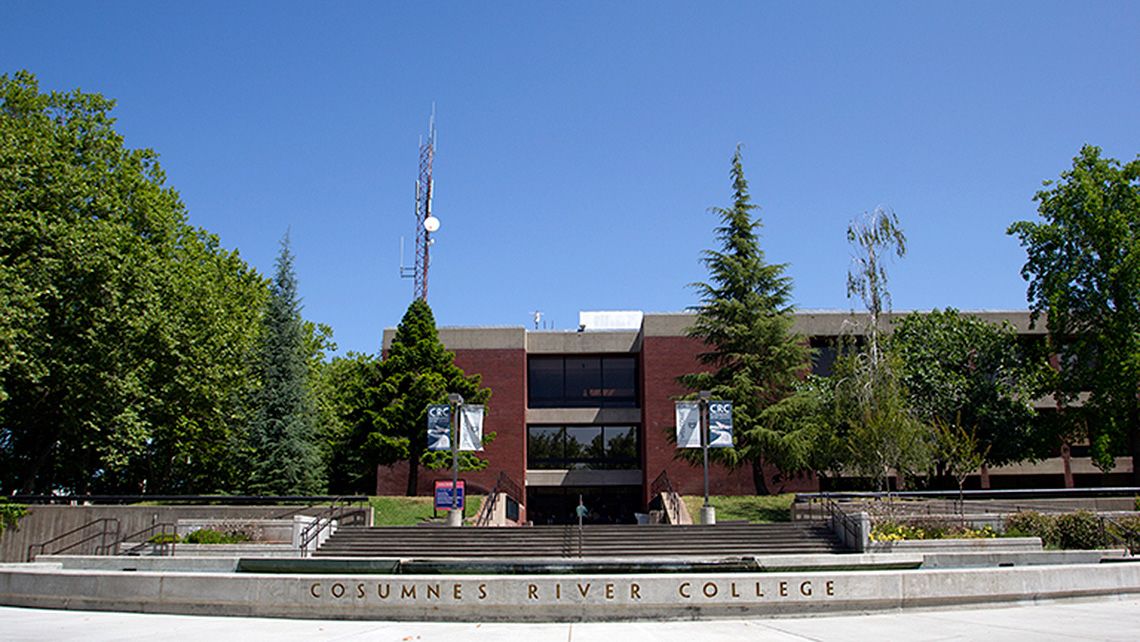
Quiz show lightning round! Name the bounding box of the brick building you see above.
[378,310,1133,524]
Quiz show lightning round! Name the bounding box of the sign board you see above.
[674,401,701,448]
[427,404,451,451]
[709,400,733,448]
[459,404,485,451]
[434,480,465,510]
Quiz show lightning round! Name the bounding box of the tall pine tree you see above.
[354,299,490,496]
[679,146,810,494]
[247,234,323,495]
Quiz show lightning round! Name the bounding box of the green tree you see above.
[678,146,810,494]
[247,235,323,495]
[839,208,928,490]
[892,309,1052,472]
[354,299,490,495]
[314,351,379,493]
[0,71,266,494]
[1008,145,1140,481]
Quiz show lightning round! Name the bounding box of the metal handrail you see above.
[298,498,368,557]
[796,487,1140,502]
[474,472,524,527]
[27,517,120,561]
[117,523,177,557]
[1100,515,1139,556]
[650,470,684,524]
[12,494,370,506]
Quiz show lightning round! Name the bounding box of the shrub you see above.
[146,533,179,544]
[1003,511,1058,547]
[0,499,28,534]
[184,528,250,544]
[1055,511,1107,550]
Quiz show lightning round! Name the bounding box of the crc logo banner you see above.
[709,401,733,448]
[459,405,485,452]
[674,401,701,449]
[426,404,451,451]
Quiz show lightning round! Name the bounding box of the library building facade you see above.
[377,310,1133,525]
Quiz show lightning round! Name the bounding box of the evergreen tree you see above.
[247,234,323,495]
[679,146,810,494]
[353,299,490,496]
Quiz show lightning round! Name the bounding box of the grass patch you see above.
[681,494,794,523]
[369,495,486,526]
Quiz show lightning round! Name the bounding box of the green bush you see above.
[184,528,250,544]
[0,499,28,534]
[1003,511,1058,547]
[146,533,179,544]
[1055,511,1107,550]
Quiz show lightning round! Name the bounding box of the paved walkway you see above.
[4,597,1140,641]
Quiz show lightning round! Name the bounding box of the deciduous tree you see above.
[1008,145,1140,481]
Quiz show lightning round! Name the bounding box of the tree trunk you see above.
[751,459,771,495]
[1130,406,1140,487]
[1061,441,1074,488]
[406,457,419,497]
[980,462,991,489]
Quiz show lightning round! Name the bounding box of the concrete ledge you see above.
[3,561,1140,621]
[868,537,1043,553]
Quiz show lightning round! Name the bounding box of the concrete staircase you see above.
[313,522,847,558]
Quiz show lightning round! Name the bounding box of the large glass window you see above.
[528,356,638,407]
[527,425,640,469]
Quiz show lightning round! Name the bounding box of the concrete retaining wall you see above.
[0,505,345,562]
[2,562,1139,621]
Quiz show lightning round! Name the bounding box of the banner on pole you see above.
[674,401,701,448]
[459,404,485,452]
[709,400,734,448]
[426,404,451,451]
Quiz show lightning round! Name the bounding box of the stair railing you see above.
[474,472,524,527]
[298,497,369,557]
[650,470,684,525]
[117,522,177,557]
[27,517,120,561]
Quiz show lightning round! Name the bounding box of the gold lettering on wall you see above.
[630,583,641,600]
[453,584,463,600]
[528,584,539,600]
[678,582,691,598]
[478,583,488,600]
[401,585,417,599]
[427,584,441,600]
[378,583,391,599]
[309,583,321,598]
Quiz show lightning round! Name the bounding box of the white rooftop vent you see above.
[578,310,644,331]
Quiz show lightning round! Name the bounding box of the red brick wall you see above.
[374,348,527,500]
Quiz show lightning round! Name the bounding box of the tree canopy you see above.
[892,308,1051,470]
[0,71,268,494]
[679,146,810,494]
[350,299,491,495]
[1008,145,1140,480]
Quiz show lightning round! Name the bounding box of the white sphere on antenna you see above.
[423,216,440,233]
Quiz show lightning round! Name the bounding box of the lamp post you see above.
[699,390,716,525]
[446,393,464,527]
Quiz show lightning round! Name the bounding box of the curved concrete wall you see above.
[3,563,1139,621]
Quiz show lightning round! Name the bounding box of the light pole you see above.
[699,390,716,525]
[446,393,464,527]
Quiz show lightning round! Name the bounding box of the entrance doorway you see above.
[525,486,642,525]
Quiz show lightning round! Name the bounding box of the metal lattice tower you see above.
[411,114,436,301]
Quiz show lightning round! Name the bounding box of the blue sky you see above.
[3,2,1139,355]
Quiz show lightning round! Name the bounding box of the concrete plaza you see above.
[4,596,1140,641]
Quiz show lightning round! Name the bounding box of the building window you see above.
[527,425,639,469]
[527,356,638,408]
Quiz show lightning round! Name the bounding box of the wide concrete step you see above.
[314,523,846,558]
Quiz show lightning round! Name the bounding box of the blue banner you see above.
[426,404,451,451]
[709,400,733,448]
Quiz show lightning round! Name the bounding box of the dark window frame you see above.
[527,355,639,408]
[526,424,641,470]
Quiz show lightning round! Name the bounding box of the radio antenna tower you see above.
[400,108,439,301]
